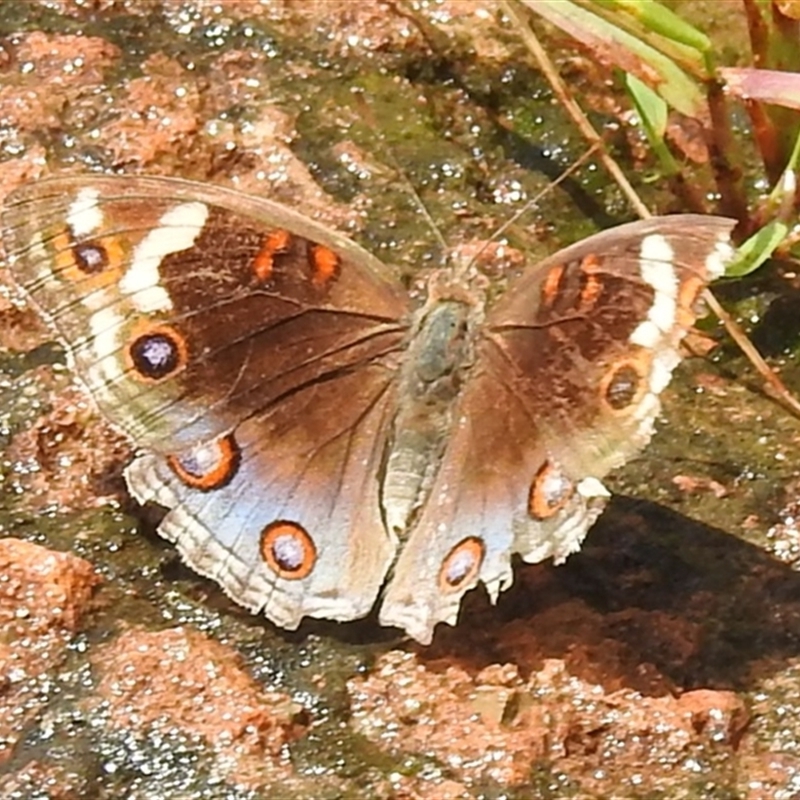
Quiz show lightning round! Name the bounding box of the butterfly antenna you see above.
[354,92,600,280]
[353,92,449,254]
[463,142,602,276]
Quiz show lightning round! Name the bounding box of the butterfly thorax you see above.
[382,297,477,538]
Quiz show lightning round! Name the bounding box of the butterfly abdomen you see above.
[382,299,477,538]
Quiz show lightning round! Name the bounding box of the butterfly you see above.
[0,174,735,643]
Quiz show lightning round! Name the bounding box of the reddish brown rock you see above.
[6,385,131,513]
[0,537,99,644]
[677,689,750,746]
[92,627,304,787]
[349,650,751,794]
[0,32,120,133]
[0,759,87,799]
[0,538,99,764]
[99,53,202,166]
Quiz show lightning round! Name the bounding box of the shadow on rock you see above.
[413,495,800,694]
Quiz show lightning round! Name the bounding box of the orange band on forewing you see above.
[540,264,565,308]
[253,229,292,282]
[577,254,606,311]
[308,244,341,287]
[578,273,603,311]
[579,253,602,273]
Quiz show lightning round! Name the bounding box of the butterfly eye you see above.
[601,360,645,412]
[126,325,188,382]
[50,227,125,286]
[73,241,109,274]
[260,521,317,580]
[528,461,575,520]
[167,433,240,491]
[438,537,484,592]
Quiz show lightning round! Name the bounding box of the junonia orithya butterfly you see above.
[1,175,734,643]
